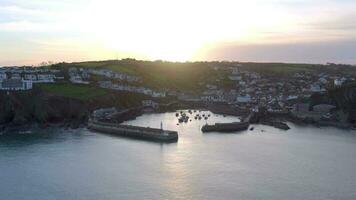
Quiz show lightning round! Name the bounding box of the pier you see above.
[88,119,178,142]
[202,122,250,133]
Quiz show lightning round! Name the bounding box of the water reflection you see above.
[0,111,356,200]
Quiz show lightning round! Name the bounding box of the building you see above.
[11,73,21,79]
[70,75,89,84]
[24,74,37,81]
[313,104,336,113]
[0,79,32,90]
[292,103,310,113]
[236,95,251,103]
[37,74,54,83]
[334,78,346,86]
[0,73,7,80]
[310,84,325,93]
[142,100,159,109]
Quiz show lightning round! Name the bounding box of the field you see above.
[241,63,318,75]
[37,83,108,101]
[68,60,217,91]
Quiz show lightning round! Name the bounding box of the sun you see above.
[76,0,289,61]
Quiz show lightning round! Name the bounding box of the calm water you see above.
[1,111,356,200]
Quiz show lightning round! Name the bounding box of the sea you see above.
[0,110,356,200]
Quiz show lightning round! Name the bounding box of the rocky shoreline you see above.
[1,98,355,135]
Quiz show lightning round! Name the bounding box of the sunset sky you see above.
[0,0,355,66]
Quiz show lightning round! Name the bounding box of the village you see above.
[0,63,354,127]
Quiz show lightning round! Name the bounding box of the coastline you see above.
[1,103,354,135]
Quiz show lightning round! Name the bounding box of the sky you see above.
[0,0,356,66]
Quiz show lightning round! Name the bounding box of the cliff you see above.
[0,86,149,130]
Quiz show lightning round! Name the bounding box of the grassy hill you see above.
[36,83,108,101]
[51,59,356,92]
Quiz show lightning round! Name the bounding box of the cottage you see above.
[0,73,7,80]
[292,103,309,113]
[142,100,159,109]
[37,74,54,83]
[236,95,251,103]
[24,74,37,81]
[313,104,336,113]
[11,73,21,79]
[310,84,325,93]
[0,79,32,90]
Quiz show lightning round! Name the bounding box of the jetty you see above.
[202,122,249,133]
[88,119,178,143]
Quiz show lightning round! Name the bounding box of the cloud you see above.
[0,5,49,16]
[0,20,61,32]
[196,40,356,64]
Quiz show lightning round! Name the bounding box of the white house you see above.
[70,75,89,84]
[24,74,37,81]
[334,77,346,86]
[142,100,159,109]
[37,74,54,83]
[0,73,7,80]
[11,73,21,79]
[310,84,325,93]
[236,95,251,103]
[229,76,242,81]
[0,79,32,90]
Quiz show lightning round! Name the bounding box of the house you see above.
[310,84,325,93]
[142,100,159,109]
[0,73,7,80]
[92,107,118,120]
[37,74,54,83]
[152,91,166,98]
[11,74,21,79]
[0,79,32,90]
[236,95,251,103]
[24,74,37,81]
[70,75,89,84]
[287,95,298,101]
[292,103,309,113]
[334,78,346,86]
[313,104,336,113]
[229,76,242,81]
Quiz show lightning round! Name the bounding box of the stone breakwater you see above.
[202,122,250,133]
[88,119,178,143]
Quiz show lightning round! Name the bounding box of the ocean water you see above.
[0,111,356,200]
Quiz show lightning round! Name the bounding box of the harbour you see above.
[1,111,356,200]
